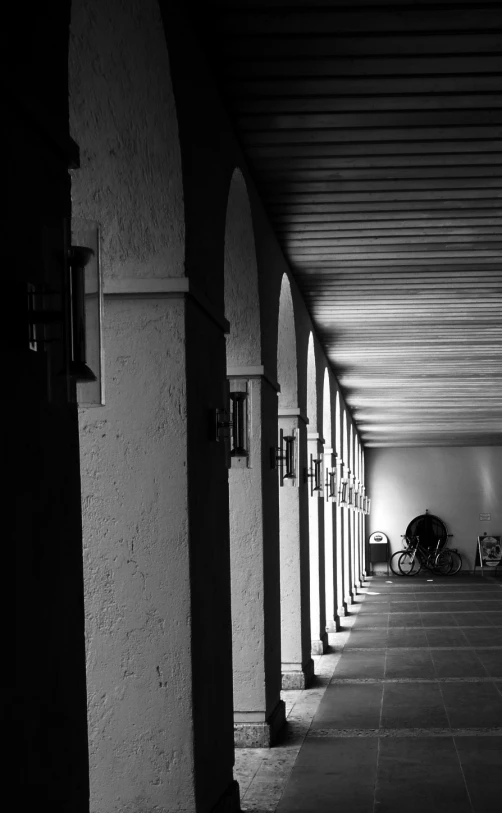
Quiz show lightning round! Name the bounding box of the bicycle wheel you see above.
[432,550,454,576]
[448,550,463,575]
[398,551,422,576]
[390,551,407,576]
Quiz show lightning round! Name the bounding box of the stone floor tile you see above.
[440,681,502,727]
[381,682,448,729]
[375,737,472,813]
[425,628,469,647]
[385,648,435,679]
[431,648,488,678]
[474,648,502,677]
[420,611,458,627]
[277,738,378,813]
[332,650,386,679]
[453,612,493,627]
[387,628,428,648]
[454,736,502,813]
[311,683,383,729]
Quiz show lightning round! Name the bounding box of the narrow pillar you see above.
[279,412,314,689]
[343,507,354,609]
[229,373,285,747]
[307,433,328,654]
[324,483,341,633]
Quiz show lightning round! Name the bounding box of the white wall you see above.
[367,446,502,570]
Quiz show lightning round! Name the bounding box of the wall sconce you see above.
[68,246,96,383]
[347,470,354,509]
[71,220,104,405]
[230,390,248,458]
[354,480,362,512]
[324,449,337,502]
[307,452,324,498]
[274,428,298,487]
[366,498,371,516]
[338,463,349,507]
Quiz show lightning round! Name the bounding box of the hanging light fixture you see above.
[324,449,337,502]
[274,428,299,486]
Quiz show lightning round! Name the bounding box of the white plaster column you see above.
[79,282,238,813]
[343,506,354,609]
[324,449,340,632]
[279,410,314,689]
[307,433,328,654]
[336,503,346,618]
[227,369,285,747]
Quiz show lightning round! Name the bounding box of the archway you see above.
[335,392,345,617]
[342,409,352,606]
[307,334,327,654]
[277,274,313,689]
[323,370,338,631]
[224,169,284,746]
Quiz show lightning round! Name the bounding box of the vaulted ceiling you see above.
[196,1,502,447]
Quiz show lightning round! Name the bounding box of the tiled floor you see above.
[236,575,502,812]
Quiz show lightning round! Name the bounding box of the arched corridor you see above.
[5,1,501,812]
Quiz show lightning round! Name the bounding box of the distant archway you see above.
[224,168,283,744]
[278,275,298,409]
[224,169,261,367]
[323,370,337,630]
[335,392,344,615]
[307,334,325,651]
[277,273,312,688]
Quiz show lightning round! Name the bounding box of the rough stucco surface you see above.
[224,170,261,367]
[69,0,184,279]
[79,300,192,812]
[225,170,282,726]
[277,275,298,409]
[229,379,267,717]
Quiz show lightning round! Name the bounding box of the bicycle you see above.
[389,535,453,577]
[440,536,463,575]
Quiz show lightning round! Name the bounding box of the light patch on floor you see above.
[234,629,350,812]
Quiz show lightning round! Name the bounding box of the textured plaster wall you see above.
[367,446,502,570]
[79,301,191,811]
[225,170,261,367]
[69,0,184,280]
[225,170,282,724]
[69,1,199,809]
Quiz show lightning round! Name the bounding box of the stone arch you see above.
[306,333,317,430]
[278,274,298,409]
[277,273,313,689]
[323,370,337,630]
[342,409,351,606]
[224,167,283,746]
[335,391,344,616]
[307,334,326,652]
[70,2,191,809]
[69,0,185,280]
[224,168,261,367]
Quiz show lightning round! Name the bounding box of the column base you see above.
[211,780,241,813]
[326,615,341,633]
[234,700,286,748]
[281,658,314,690]
[311,631,328,655]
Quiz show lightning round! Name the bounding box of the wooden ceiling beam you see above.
[223,33,502,59]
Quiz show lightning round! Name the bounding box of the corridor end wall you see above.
[366,446,502,571]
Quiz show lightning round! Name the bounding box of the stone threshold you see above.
[309,727,502,738]
[346,645,502,651]
[330,677,502,683]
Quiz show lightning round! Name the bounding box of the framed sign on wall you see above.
[475,535,502,575]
